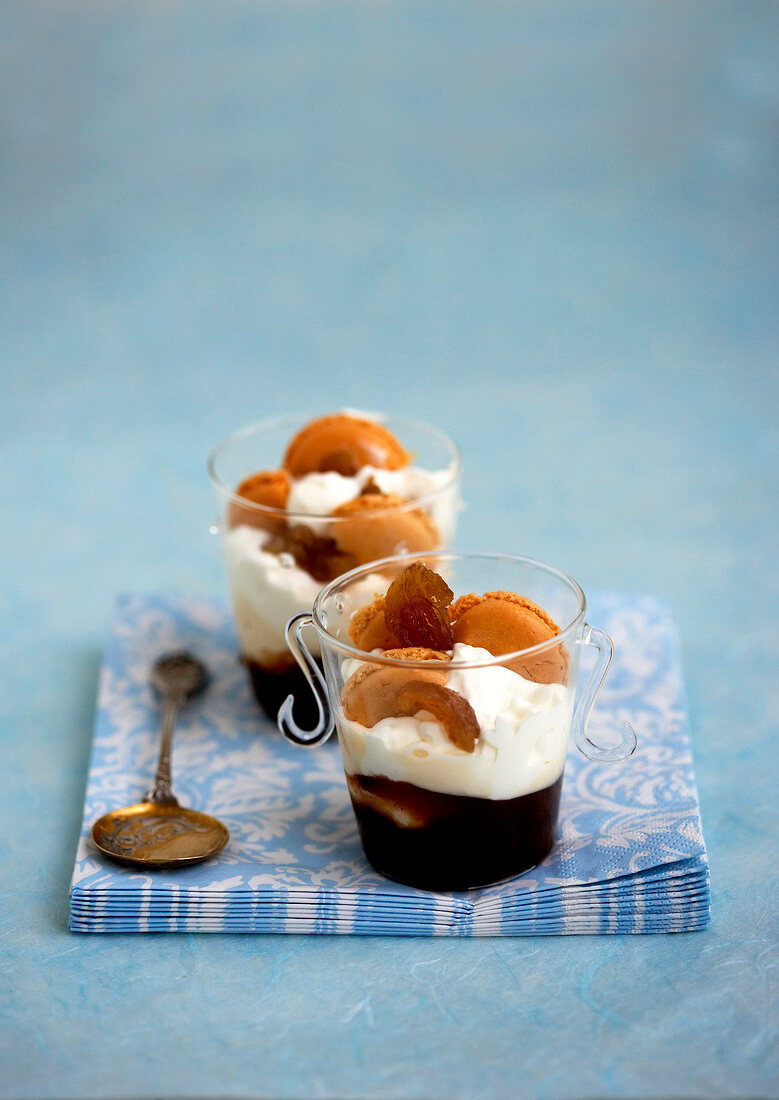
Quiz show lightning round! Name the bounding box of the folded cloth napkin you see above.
[69,592,710,935]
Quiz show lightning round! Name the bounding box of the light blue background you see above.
[1,2,776,1097]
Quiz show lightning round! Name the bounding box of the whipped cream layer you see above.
[285,464,459,544]
[224,526,322,664]
[338,644,573,800]
[224,525,389,664]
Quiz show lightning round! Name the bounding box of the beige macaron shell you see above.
[341,648,450,727]
[451,593,570,685]
[228,469,290,532]
[348,596,401,651]
[332,494,439,567]
[283,414,410,477]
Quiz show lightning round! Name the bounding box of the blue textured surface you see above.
[1,2,776,1097]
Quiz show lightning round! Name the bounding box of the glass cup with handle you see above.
[277,550,637,891]
[208,413,462,727]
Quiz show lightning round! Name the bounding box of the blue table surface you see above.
[1,3,777,1097]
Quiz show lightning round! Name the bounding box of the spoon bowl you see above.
[150,651,209,703]
[92,803,229,869]
[91,652,229,868]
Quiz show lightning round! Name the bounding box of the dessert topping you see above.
[332,494,438,568]
[261,524,354,584]
[341,648,449,726]
[450,591,568,685]
[283,414,411,478]
[285,525,355,584]
[229,470,290,531]
[341,647,479,753]
[348,595,400,651]
[391,680,480,753]
[383,561,454,650]
[227,414,444,579]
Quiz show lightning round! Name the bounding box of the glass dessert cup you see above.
[277,551,637,891]
[207,414,462,727]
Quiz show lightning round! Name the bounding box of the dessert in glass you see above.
[277,552,637,891]
[208,412,462,726]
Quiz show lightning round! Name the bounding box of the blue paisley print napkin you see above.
[69,593,710,935]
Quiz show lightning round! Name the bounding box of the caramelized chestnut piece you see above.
[341,647,479,753]
[384,561,454,650]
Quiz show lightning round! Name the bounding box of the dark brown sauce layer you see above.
[347,772,563,891]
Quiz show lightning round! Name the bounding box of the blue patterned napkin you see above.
[69,592,710,935]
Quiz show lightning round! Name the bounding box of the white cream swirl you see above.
[337,644,573,800]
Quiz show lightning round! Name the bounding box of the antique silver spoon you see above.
[91,652,229,868]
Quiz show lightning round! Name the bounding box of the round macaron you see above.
[450,590,569,685]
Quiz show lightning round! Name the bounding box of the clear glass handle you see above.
[277,613,335,747]
[573,624,637,762]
